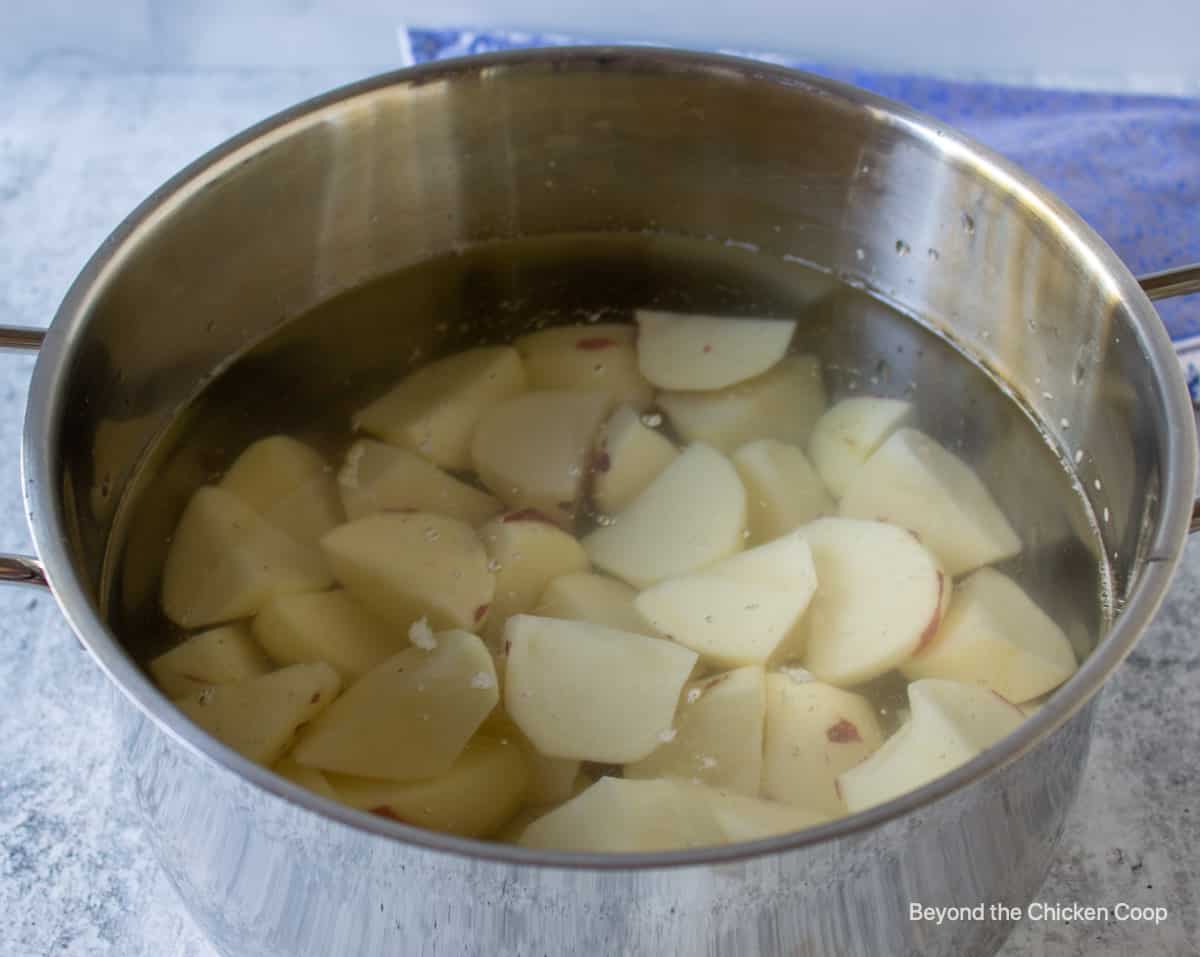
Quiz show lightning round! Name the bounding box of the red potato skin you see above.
[826,718,862,744]
[702,344,712,353]
[915,572,946,653]
[575,337,618,351]
[474,603,490,624]
[591,450,611,473]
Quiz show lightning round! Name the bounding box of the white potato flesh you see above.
[337,439,500,524]
[292,630,499,781]
[518,777,724,852]
[902,568,1077,703]
[162,486,333,628]
[697,786,832,842]
[657,354,826,453]
[635,311,796,391]
[761,673,884,814]
[634,534,817,667]
[253,589,406,682]
[353,346,527,470]
[478,513,590,641]
[149,623,272,699]
[219,435,344,549]
[332,736,528,838]
[523,748,584,806]
[625,665,766,794]
[732,438,833,543]
[807,398,912,498]
[503,615,698,763]
[471,390,614,524]
[534,573,660,637]
[837,678,1025,813]
[839,428,1021,576]
[175,662,341,765]
[798,517,949,686]
[593,403,680,515]
[583,443,747,588]
[273,755,339,801]
[321,512,494,631]
[514,323,653,406]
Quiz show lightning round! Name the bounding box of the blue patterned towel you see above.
[402,29,1199,351]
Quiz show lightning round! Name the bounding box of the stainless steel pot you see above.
[2,47,1199,957]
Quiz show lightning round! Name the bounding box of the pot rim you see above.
[24,45,1197,871]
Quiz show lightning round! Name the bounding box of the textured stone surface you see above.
[0,58,1197,957]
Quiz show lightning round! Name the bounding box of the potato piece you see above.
[583,443,746,588]
[593,404,680,515]
[219,435,344,548]
[162,486,332,628]
[839,428,1021,576]
[901,568,1077,703]
[761,673,883,814]
[733,438,834,543]
[478,512,590,642]
[149,624,272,699]
[518,777,724,852]
[352,346,527,470]
[332,737,528,839]
[797,518,950,686]
[657,354,826,453]
[634,534,817,667]
[495,806,547,844]
[337,439,500,524]
[321,512,494,631]
[253,589,406,682]
[273,755,339,801]
[471,390,614,524]
[635,311,796,390]
[535,572,659,637]
[524,749,583,806]
[292,630,499,781]
[837,679,1025,813]
[697,786,832,841]
[626,665,765,794]
[807,398,911,498]
[504,615,698,763]
[514,323,653,406]
[175,662,341,765]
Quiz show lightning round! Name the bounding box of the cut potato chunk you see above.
[838,679,1024,813]
[593,403,679,515]
[353,346,527,470]
[626,665,766,794]
[175,662,341,765]
[635,311,796,391]
[697,786,832,841]
[535,572,659,637]
[798,518,949,686]
[583,443,746,588]
[321,512,494,631]
[219,435,344,548]
[337,439,500,524]
[634,534,817,667]
[519,777,724,852]
[332,736,528,838]
[839,428,1020,576]
[478,513,590,642]
[292,630,498,781]
[514,323,653,407]
[163,486,333,628]
[504,615,698,763]
[733,439,833,543]
[807,398,911,498]
[253,589,406,682]
[658,354,826,453]
[273,755,338,801]
[902,568,1077,703]
[761,673,883,814]
[524,749,583,806]
[149,623,272,699]
[471,390,614,524]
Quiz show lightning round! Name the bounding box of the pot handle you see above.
[0,325,49,588]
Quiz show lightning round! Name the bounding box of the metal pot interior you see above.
[28,48,1193,848]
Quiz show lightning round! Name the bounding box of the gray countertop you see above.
[0,63,1196,957]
